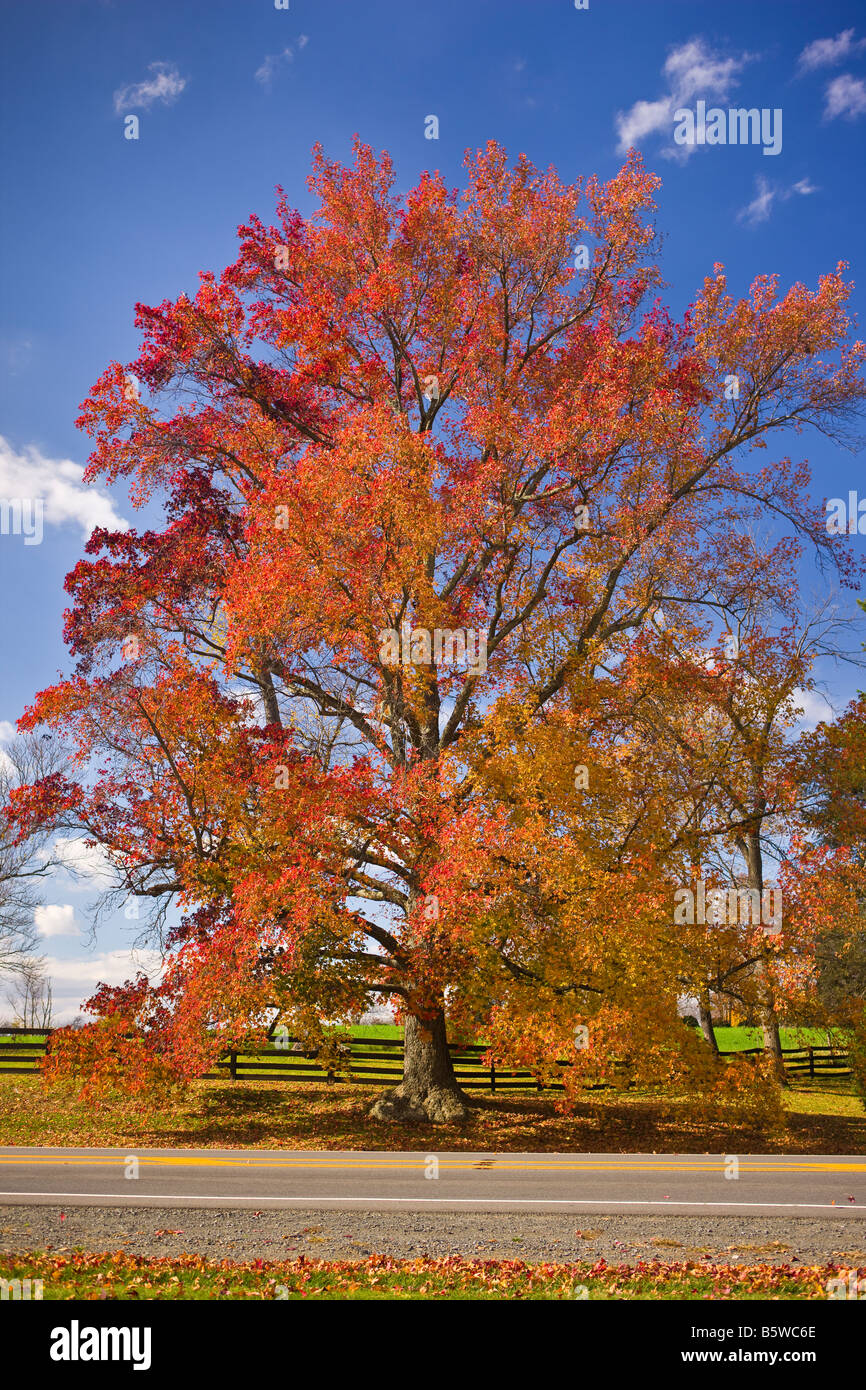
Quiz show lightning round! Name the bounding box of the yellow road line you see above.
[0,1156,863,1173]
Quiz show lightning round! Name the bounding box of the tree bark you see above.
[741,827,787,1085]
[698,993,719,1055]
[370,1008,469,1123]
[756,956,787,1084]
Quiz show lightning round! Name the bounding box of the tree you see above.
[0,735,58,991]
[5,961,53,1030]
[11,141,865,1122]
[622,589,862,1079]
[800,671,866,1030]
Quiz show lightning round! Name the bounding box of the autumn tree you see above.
[11,141,865,1122]
[622,587,865,1078]
[799,649,866,1032]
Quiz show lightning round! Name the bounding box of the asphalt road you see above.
[1,1147,865,1217]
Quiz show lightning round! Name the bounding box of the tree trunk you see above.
[698,994,719,1055]
[741,827,787,1085]
[757,958,787,1085]
[370,1009,469,1123]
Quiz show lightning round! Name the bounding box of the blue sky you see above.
[1,0,865,1019]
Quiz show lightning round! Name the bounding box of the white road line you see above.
[0,1192,862,1211]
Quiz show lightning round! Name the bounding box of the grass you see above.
[0,1250,857,1300]
[714,1026,850,1052]
[1,1072,863,1152]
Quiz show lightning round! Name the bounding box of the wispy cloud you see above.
[615,38,749,161]
[113,61,186,116]
[256,39,308,86]
[0,336,33,376]
[824,73,866,120]
[0,436,128,539]
[738,175,775,225]
[798,29,866,73]
[737,174,817,225]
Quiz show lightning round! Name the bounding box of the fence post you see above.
[229,1050,237,1081]
[490,1060,496,1094]
[809,1046,814,1079]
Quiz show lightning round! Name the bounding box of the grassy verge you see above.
[1,1073,863,1152]
[0,1250,856,1300]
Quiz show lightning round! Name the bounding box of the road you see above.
[1,1147,865,1217]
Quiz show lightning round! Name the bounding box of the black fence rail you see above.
[0,1029,50,1076]
[0,1028,852,1087]
[724,1044,852,1078]
[204,1037,563,1092]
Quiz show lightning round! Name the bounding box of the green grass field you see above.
[713,1026,849,1051]
[0,1021,851,1051]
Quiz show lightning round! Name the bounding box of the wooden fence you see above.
[0,1028,852,1089]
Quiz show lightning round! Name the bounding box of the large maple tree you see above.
[10,141,866,1121]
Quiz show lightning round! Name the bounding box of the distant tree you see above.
[4,961,53,1030]
[0,735,58,991]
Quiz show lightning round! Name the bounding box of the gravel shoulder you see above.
[1,1205,864,1267]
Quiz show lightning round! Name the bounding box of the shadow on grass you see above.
[140,1081,866,1154]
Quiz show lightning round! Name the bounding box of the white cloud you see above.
[616,97,676,151]
[737,174,817,225]
[663,39,745,102]
[615,38,748,159]
[798,29,866,73]
[42,949,165,1024]
[824,73,866,120]
[113,62,186,115]
[791,687,835,730]
[298,35,309,50]
[255,47,295,86]
[34,904,79,938]
[0,436,128,540]
[51,837,118,888]
[738,175,775,225]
